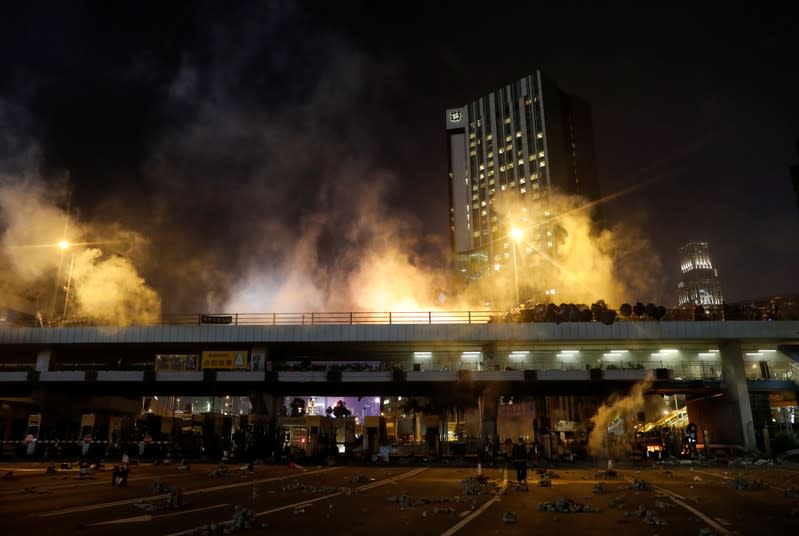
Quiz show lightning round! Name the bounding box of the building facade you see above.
[677,241,725,306]
[446,71,600,299]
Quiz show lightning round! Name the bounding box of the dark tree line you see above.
[498,299,671,325]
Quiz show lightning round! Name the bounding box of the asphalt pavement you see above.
[1,459,798,535]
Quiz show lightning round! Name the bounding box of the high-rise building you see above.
[677,241,725,306]
[445,70,600,299]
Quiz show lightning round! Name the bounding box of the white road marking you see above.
[86,503,230,526]
[439,466,508,536]
[653,483,733,535]
[165,467,430,536]
[35,466,340,517]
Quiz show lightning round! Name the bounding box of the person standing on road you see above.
[511,437,528,488]
[113,451,130,487]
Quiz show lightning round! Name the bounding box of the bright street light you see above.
[58,239,70,250]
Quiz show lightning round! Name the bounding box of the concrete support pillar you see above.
[248,392,279,459]
[479,392,499,453]
[35,347,52,372]
[719,340,757,452]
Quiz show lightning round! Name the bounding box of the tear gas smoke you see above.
[475,192,664,309]
[587,376,657,459]
[1,8,665,319]
[0,175,161,325]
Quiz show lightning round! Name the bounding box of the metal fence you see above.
[157,310,503,326]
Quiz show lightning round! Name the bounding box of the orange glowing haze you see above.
[1,168,662,323]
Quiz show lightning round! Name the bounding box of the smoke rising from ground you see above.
[587,377,655,459]
[0,175,161,325]
[0,5,665,319]
[489,192,664,309]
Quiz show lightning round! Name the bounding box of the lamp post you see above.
[59,240,76,323]
[510,227,523,306]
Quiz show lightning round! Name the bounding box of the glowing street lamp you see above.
[510,227,523,305]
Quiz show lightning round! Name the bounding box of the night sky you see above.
[1,2,797,313]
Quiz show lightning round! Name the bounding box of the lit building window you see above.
[539,160,546,167]
[504,117,511,124]
[518,158,524,166]
[538,151,545,157]
[529,154,536,161]
[505,135,512,142]
[537,132,543,139]
[486,133,493,141]
[521,188,527,193]
[516,131,522,138]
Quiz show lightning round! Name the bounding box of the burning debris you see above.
[595,469,621,480]
[420,507,455,517]
[209,466,232,478]
[460,474,495,496]
[386,494,412,507]
[230,504,255,531]
[502,511,519,523]
[134,487,184,512]
[149,479,169,493]
[729,477,766,490]
[536,498,599,513]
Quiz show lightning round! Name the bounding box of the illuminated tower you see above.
[445,70,600,299]
[677,241,725,306]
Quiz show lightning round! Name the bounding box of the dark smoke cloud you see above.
[115,6,451,313]
[1,4,667,318]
